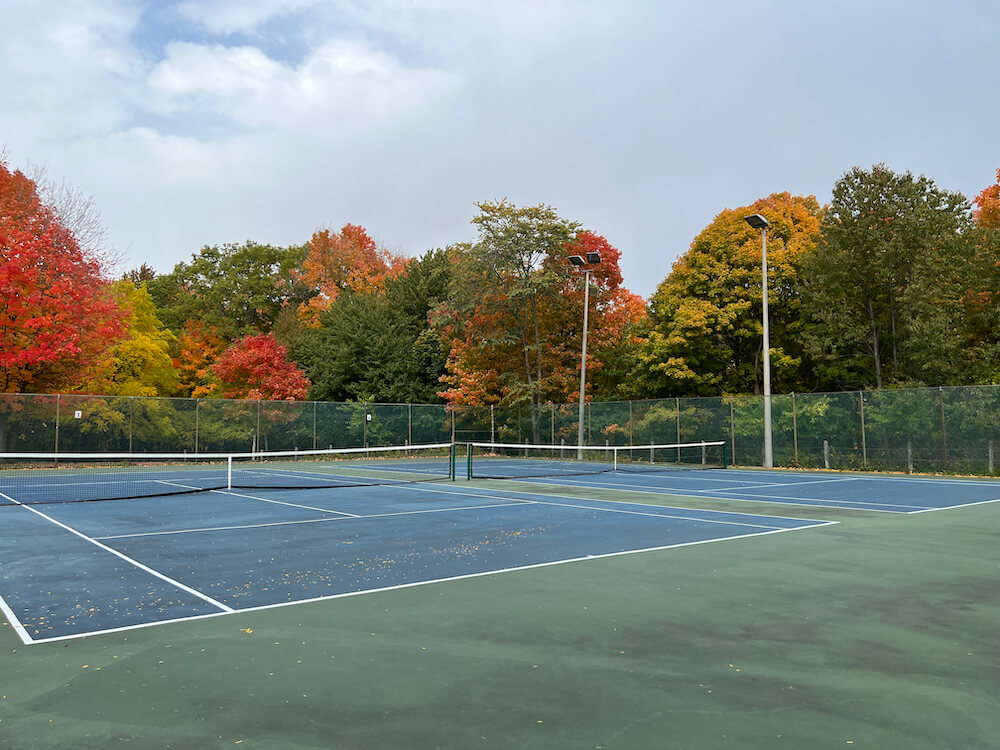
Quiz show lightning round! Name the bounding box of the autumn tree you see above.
[0,160,123,394]
[634,192,822,398]
[437,201,646,440]
[296,224,407,326]
[97,281,180,397]
[173,320,227,397]
[211,333,310,401]
[973,168,1000,229]
[801,165,974,389]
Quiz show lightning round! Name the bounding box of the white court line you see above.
[156,481,361,517]
[21,520,836,645]
[473,476,911,513]
[95,501,529,540]
[510,474,859,495]
[397,483,828,531]
[716,468,1000,488]
[905,496,1000,514]
[0,587,32,643]
[697,477,862,491]
[0,489,233,646]
[714,489,923,510]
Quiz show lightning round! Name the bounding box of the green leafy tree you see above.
[801,165,974,389]
[147,241,310,339]
[296,249,452,403]
[634,192,822,398]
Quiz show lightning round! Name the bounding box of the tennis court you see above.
[465,440,1000,513]
[0,443,832,643]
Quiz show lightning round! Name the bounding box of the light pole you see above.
[569,250,601,459]
[744,213,773,468]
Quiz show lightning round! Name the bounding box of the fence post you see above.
[551,404,555,445]
[129,396,135,453]
[674,397,681,463]
[729,397,736,465]
[628,400,633,445]
[990,440,995,474]
[907,440,913,474]
[859,391,867,466]
[313,401,318,450]
[408,402,412,447]
[939,387,948,467]
[55,394,61,453]
[823,439,830,470]
[792,392,799,466]
[490,404,495,444]
[195,399,200,454]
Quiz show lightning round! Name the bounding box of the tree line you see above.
[3,158,1000,434]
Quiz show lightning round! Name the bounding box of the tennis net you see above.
[0,443,455,506]
[465,441,727,480]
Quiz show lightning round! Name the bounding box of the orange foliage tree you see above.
[974,168,1000,229]
[296,224,406,325]
[173,320,228,397]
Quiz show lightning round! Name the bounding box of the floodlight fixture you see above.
[568,255,586,267]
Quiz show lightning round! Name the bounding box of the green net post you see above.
[450,443,456,481]
[467,443,473,480]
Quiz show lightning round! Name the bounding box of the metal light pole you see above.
[744,213,773,468]
[569,251,601,459]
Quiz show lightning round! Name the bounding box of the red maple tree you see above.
[210,333,310,400]
[0,161,123,394]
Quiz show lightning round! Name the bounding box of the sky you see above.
[2,0,998,299]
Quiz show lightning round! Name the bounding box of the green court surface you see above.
[1,487,998,749]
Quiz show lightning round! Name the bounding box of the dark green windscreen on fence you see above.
[2,385,999,474]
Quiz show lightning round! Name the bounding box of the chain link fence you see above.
[2,385,998,475]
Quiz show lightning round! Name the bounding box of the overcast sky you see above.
[3,0,998,298]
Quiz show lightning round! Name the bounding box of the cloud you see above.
[174,0,321,35]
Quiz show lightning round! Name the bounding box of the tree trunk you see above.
[866,293,883,388]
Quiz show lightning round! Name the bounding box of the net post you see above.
[466,443,472,480]
[450,443,456,481]
[227,455,233,490]
[613,446,618,471]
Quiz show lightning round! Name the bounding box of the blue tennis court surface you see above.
[496,467,1000,513]
[0,480,831,644]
